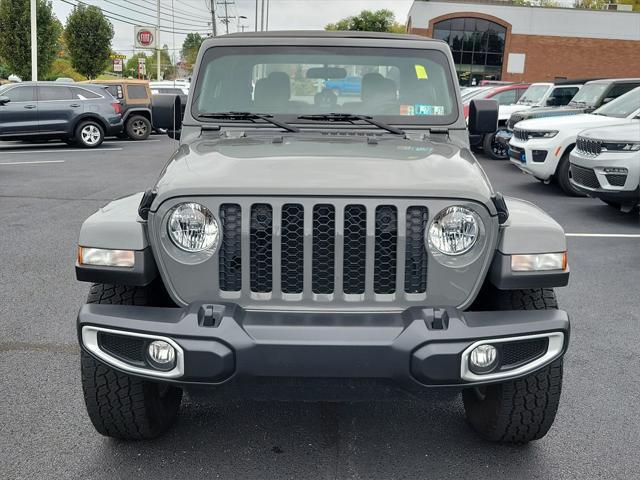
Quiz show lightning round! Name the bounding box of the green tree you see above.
[147,44,175,80]
[124,52,147,78]
[181,33,204,70]
[325,9,405,33]
[0,0,62,80]
[573,0,605,8]
[65,4,114,79]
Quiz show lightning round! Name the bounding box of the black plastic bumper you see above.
[78,303,570,392]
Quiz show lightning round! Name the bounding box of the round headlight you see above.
[167,202,220,253]
[428,206,480,256]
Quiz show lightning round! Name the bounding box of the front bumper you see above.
[509,137,561,180]
[78,303,570,392]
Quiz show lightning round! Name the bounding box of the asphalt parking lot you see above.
[0,135,638,480]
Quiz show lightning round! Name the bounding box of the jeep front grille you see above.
[576,136,602,156]
[218,200,428,297]
[513,128,529,142]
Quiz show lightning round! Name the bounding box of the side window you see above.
[38,86,73,101]
[550,87,579,106]
[105,85,124,99]
[4,86,36,102]
[127,85,148,100]
[491,89,517,105]
[71,87,101,99]
[607,83,638,100]
[515,87,528,101]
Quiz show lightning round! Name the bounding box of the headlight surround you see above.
[428,206,482,256]
[526,130,558,139]
[167,202,220,253]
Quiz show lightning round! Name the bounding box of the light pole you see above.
[156,0,161,80]
[30,0,37,81]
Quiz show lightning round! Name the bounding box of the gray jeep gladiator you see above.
[75,31,570,443]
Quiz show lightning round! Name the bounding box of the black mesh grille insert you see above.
[374,205,397,294]
[570,164,600,189]
[343,205,367,294]
[98,333,146,364]
[281,204,305,294]
[404,206,428,294]
[219,204,242,291]
[501,338,548,369]
[250,204,273,293]
[606,174,627,187]
[312,204,335,294]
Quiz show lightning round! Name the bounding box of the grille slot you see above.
[98,333,146,365]
[606,174,627,187]
[570,165,600,189]
[374,205,398,294]
[576,136,602,156]
[343,205,367,294]
[312,204,336,294]
[281,204,305,294]
[405,206,428,294]
[250,204,273,293]
[501,338,548,369]
[219,204,242,291]
[513,128,528,141]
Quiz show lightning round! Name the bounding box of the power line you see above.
[122,0,211,25]
[90,0,211,28]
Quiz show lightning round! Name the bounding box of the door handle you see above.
[70,103,81,107]
[24,104,36,109]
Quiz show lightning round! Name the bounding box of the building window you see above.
[433,18,506,86]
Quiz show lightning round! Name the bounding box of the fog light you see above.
[469,344,497,373]
[147,340,176,370]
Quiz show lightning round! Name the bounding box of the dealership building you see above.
[407,0,640,85]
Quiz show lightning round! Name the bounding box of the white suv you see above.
[508,87,640,196]
[570,122,640,212]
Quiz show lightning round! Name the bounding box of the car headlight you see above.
[602,142,640,152]
[527,130,558,139]
[167,202,220,253]
[428,206,481,256]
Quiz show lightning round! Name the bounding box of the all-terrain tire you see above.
[125,115,151,141]
[81,283,183,440]
[463,287,563,443]
[558,151,586,197]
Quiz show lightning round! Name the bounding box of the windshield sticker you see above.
[414,65,428,79]
[400,105,415,115]
[400,105,447,116]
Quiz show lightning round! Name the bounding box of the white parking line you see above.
[566,233,640,238]
[0,160,66,166]
[1,147,123,155]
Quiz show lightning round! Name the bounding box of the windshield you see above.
[517,84,550,105]
[592,87,640,118]
[192,46,458,125]
[461,86,492,103]
[569,83,608,106]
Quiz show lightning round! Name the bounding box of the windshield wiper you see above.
[297,113,405,136]
[196,111,299,132]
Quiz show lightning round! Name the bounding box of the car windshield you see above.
[192,45,458,125]
[569,83,608,106]
[592,86,640,118]
[517,84,550,105]
[461,86,492,103]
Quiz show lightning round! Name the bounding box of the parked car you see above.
[75,31,570,444]
[496,78,640,158]
[149,81,190,96]
[508,86,640,196]
[0,81,122,147]
[569,122,640,212]
[324,75,362,95]
[84,79,153,141]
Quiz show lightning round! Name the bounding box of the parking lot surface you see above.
[0,136,638,479]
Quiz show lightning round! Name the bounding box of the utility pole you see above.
[210,0,217,36]
[217,1,234,35]
[156,0,161,80]
[30,0,37,81]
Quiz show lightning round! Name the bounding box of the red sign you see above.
[137,30,154,47]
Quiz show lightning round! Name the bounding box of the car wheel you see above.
[75,120,104,148]
[463,287,563,444]
[81,283,183,440]
[482,132,508,160]
[126,115,151,141]
[557,152,586,197]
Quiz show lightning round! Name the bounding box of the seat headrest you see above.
[254,72,291,108]
[362,72,396,103]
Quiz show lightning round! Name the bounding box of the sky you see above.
[51,0,414,59]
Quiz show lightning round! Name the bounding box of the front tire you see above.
[483,132,508,160]
[463,287,564,443]
[558,152,586,197]
[125,115,151,141]
[80,283,182,440]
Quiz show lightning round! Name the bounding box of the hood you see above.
[152,134,495,208]
[519,106,584,120]
[516,113,633,132]
[579,121,640,142]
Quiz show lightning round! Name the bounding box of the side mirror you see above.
[468,99,498,135]
[602,97,614,104]
[546,97,558,106]
[150,94,184,133]
[0,95,10,105]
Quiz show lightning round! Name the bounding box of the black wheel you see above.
[558,152,586,197]
[483,132,508,160]
[463,287,563,444]
[81,283,182,440]
[125,115,151,141]
[75,120,104,148]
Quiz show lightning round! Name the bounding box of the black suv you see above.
[0,81,123,148]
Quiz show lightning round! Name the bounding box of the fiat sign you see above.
[135,26,157,49]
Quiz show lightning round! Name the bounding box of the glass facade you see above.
[433,18,507,86]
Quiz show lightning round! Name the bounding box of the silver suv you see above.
[74,31,570,443]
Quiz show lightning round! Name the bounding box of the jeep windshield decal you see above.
[191,45,459,126]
